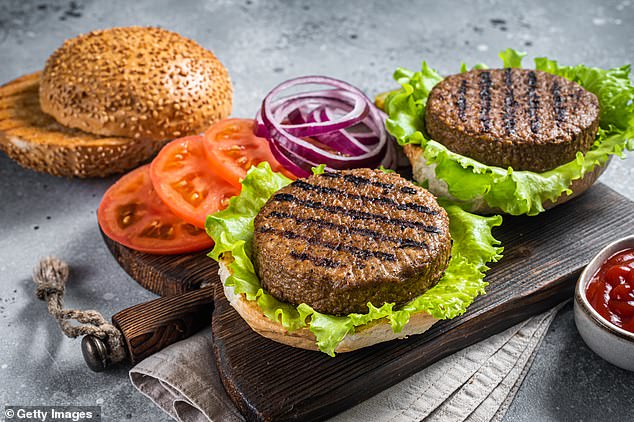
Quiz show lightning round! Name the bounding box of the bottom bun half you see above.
[218,262,439,353]
[0,72,166,178]
[403,144,609,215]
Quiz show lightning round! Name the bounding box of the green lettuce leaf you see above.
[499,48,527,68]
[311,164,327,175]
[206,163,503,356]
[385,49,634,216]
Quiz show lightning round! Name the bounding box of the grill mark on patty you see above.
[290,180,439,215]
[257,226,397,261]
[457,79,468,122]
[503,68,517,135]
[400,186,417,195]
[527,71,541,133]
[343,174,395,189]
[479,71,492,132]
[552,80,566,125]
[289,251,340,268]
[272,193,442,232]
[265,211,431,249]
[317,172,396,190]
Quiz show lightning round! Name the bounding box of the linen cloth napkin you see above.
[130,307,560,422]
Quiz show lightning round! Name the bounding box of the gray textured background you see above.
[0,0,633,421]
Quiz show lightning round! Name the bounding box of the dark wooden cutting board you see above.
[104,183,633,421]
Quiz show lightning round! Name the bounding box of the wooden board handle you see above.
[111,285,215,364]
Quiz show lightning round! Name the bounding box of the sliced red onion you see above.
[266,136,312,178]
[309,107,372,156]
[257,75,397,177]
[264,82,368,137]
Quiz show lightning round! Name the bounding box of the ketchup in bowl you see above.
[586,248,634,333]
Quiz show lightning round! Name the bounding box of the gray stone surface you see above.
[0,0,632,421]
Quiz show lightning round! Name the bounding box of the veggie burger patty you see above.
[425,68,600,172]
[253,168,452,315]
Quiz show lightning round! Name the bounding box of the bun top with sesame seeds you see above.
[39,26,233,142]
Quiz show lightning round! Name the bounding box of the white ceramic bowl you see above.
[574,235,634,371]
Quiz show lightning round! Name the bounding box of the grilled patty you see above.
[252,169,452,315]
[425,68,600,172]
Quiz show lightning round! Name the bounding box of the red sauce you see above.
[586,248,634,333]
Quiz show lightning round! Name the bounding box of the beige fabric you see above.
[130,307,561,422]
[129,331,242,422]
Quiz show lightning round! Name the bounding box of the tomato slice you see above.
[98,165,213,255]
[150,135,239,228]
[203,118,296,188]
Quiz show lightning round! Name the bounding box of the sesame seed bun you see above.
[39,27,232,141]
[218,260,439,353]
[0,72,166,177]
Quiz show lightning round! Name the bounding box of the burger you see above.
[206,163,503,356]
[382,49,634,215]
[0,26,232,177]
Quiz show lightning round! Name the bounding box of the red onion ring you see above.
[257,75,397,177]
[272,90,368,137]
